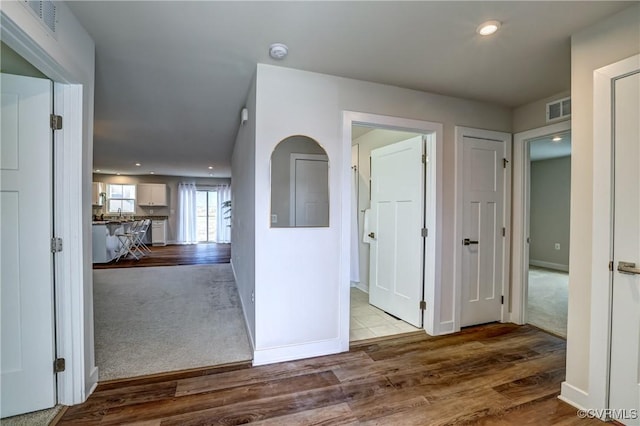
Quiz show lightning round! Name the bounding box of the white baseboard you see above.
[529,259,569,272]
[436,320,456,335]
[351,282,368,293]
[252,338,343,366]
[230,260,255,353]
[559,381,590,410]
[85,366,99,398]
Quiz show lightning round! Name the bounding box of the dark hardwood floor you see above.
[57,323,598,425]
[93,243,230,269]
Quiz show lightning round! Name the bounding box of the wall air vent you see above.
[22,0,57,35]
[546,97,571,122]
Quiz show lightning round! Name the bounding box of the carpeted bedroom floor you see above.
[526,266,568,338]
[93,264,252,381]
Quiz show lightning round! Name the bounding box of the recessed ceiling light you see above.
[552,136,563,142]
[208,166,214,170]
[135,162,141,166]
[477,20,501,36]
[116,173,121,176]
[150,171,155,175]
[95,169,101,172]
[269,43,288,60]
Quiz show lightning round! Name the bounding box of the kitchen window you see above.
[107,184,136,214]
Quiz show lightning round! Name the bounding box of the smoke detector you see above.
[269,43,289,60]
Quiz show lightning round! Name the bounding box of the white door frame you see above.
[1,12,91,405]
[511,120,571,325]
[580,54,640,416]
[289,153,329,227]
[454,126,511,332]
[341,111,443,342]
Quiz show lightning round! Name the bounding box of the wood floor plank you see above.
[249,402,359,425]
[93,243,230,269]
[175,351,372,396]
[59,324,596,425]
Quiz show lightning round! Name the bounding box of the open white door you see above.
[290,154,329,227]
[457,129,509,327]
[609,70,640,425]
[369,136,424,327]
[1,73,56,417]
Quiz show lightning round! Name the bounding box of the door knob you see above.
[368,232,375,239]
[618,261,640,275]
[463,238,479,246]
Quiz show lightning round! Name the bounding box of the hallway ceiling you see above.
[66,1,633,177]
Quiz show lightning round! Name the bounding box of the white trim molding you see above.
[511,121,572,325]
[582,54,640,412]
[454,126,512,331]
[341,111,444,337]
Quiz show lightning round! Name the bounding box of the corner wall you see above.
[252,64,511,364]
[231,75,257,348]
[563,2,639,402]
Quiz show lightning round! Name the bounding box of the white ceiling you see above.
[66,1,632,178]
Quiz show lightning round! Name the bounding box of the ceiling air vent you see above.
[546,97,571,122]
[22,0,57,35]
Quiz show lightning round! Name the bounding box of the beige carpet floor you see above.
[526,266,568,338]
[0,405,62,426]
[93,264,252,381]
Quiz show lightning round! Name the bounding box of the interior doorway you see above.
[349,125,426,342]
[511,120,571,336]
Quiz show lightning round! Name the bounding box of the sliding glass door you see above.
[196,190,218,242]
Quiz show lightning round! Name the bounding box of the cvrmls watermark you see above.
[577,408,639,420]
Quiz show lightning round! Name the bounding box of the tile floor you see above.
[350,287,420,342]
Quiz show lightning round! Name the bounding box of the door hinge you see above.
[50,237,63,253]
[502,227,506,237]
[421,228,428,237]
[422,154,427,164]
[419,300,427,310]
[503,158,509,168]
[609,261,614,272]
[50,114,62,130]
[54,358,66,373]
[501,295,504,305]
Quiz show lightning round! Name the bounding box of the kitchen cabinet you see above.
[151,219,167,246]
[137,183,167,206]
[92,182,105,206]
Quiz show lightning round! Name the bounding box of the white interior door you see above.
[1,73,56,417]
[460,135,505,327]
[609,70,640,425]
[291,154,329,227]
[369,136,424,327]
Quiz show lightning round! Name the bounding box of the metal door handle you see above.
[463,238,479,246]
[618,261,640,275]
[368,232,375,239]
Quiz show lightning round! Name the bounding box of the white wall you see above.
[512,90,571,133]
[352,128,421,292]
[93,173,230,243]
[529,156,571,270]
[231,74,257,349]
[563,2,640,402]
[250,64,510,364]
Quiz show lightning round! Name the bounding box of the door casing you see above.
[341,111,443,346]
[454,126,512,332]
[511,120,571,325]
[1,10,93,405]
[580,54,640,417]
